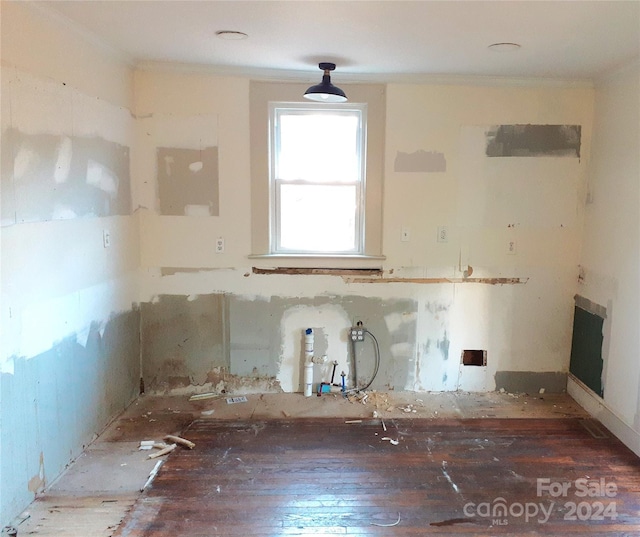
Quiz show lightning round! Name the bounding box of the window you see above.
[269,103,367,255]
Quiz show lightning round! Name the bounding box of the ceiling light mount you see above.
[488,42,521,52]
[304,62,347,103]
[216,30,248,41]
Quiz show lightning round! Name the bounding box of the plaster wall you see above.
[136,68,594,400]
[574,62,640,445]
[1,3,139,526]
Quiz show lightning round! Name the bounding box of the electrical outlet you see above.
[350,326,365,341]
[103,230,111,248]
[401,226,410,242]
[507,239,517,255]
[437,226,448,243]
[215,237,225,254]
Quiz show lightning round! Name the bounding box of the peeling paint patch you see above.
[28,452,46,493]
[157,146,219,216]
[486,125,581,157]
[394,150,446,172]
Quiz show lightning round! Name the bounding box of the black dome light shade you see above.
[304,62,347,103]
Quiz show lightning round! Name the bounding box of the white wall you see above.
[569,61,640,455]
[1,2,139,526]
[136,66,594,396]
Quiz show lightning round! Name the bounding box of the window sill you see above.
[248,253,386,272]
[248,254,386,260]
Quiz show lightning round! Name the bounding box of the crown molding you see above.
[135,60,594,89]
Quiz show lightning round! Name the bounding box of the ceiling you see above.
[40,1,640,83]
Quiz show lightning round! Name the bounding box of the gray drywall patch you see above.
[157,147,219,216]
[3,129,131,226]
[486,125,581,157]
[141,294,229,391]
[494,371,567,394]
[394,150,446,173]
[228,297,282,378]
[1,308,140,524]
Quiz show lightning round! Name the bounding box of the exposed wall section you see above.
[141,294,228,391]
[140,292,417,395]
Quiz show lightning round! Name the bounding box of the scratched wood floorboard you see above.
[114,418,640,536]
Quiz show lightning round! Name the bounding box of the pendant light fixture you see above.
[304,62,347,103]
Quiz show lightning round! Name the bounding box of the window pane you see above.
[278,113,359,183]
[279,184,357,252]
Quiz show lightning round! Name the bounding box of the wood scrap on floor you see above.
[165,435,195,449]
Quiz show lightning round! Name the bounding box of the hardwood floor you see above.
[114,418,640,536]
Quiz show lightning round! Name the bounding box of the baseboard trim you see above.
[567,374,640,457]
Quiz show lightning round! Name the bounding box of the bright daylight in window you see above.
[270,103,366,255]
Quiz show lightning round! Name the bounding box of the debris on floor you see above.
[189,392,222,402]
[141,460,164,492]
[165,435,195,449]
[201,409,215,416]
[345,419,362,424]
[148,443,176,459]
[139,440,170,451]
[226,396,248,404]
[370,512,401,527]
[381,437,399,445]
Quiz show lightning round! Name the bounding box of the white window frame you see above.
[268,102,367,256]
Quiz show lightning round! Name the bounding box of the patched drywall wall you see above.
[394,150,446,172]
[135,111,219,216]
[1,3,139,527]
[2,129,131,225]
[575,62,640,438]
[1,309,140,521]
[485,124,581,157]
[140,293,417,395]
[157,146,219,216]
[141,294,228,391]
[137,74,594,405]
[494,371,567,394]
